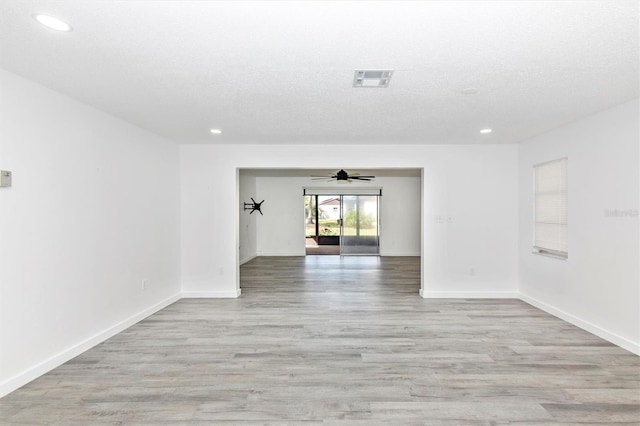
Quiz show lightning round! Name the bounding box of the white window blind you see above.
[534,158,568,258]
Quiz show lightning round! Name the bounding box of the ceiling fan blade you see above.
[352,177,372,181]
[347,172,373,176]
[311,177,333,180]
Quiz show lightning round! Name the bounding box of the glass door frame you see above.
[303,189,382,256]
[339,194,380,256]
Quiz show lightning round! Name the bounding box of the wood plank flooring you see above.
[1,256,638,425]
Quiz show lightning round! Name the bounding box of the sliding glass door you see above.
[304,191,380,256]
[340,195,379,255]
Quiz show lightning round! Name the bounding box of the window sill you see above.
[532,250,568,261]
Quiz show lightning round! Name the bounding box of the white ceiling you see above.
[0,1,638,145]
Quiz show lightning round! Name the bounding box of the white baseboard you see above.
[0,293,181,398]
[420,289,518,299]
[519,292,640,356]
[240,255,257,265]
[380,253,421,257]
[1,287,244,397]
[257,251,304,257]
[181,289,241,298]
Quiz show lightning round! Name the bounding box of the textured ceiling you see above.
[0,1,638,144]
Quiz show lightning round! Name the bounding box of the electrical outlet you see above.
[142,279,148,290]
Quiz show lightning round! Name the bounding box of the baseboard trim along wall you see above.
[256,251,304,257]
[239,255,257,265]
[182,289,242,298]
[420,289,519,299]
[519,293,640,356]
[0,293,182,398]
[419,290,639,355]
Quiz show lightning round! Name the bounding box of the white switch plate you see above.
[0,170,11,188]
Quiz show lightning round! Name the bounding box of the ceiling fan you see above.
[311,169,375,182]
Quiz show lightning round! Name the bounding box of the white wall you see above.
[253,176,421,256]
[238,174,257,263]
[518,99,640,354]
[380,177,422,256]
[0,69,181,396]
[180,144,519,298]
[255,177,305,256]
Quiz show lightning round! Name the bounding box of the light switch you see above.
[0,170,11,188]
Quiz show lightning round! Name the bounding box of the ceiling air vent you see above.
[353,70,394,88]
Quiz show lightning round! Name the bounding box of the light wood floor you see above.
[1,256,638,424]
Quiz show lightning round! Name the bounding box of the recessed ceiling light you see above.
[353,70,394,88]
[33,14,73,32]
[480,128,492,134]
[210,129,222,134]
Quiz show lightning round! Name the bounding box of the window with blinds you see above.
[534,157,568,258]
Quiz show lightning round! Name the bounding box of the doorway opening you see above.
[237,167,424,297]
[304,194,380,255]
